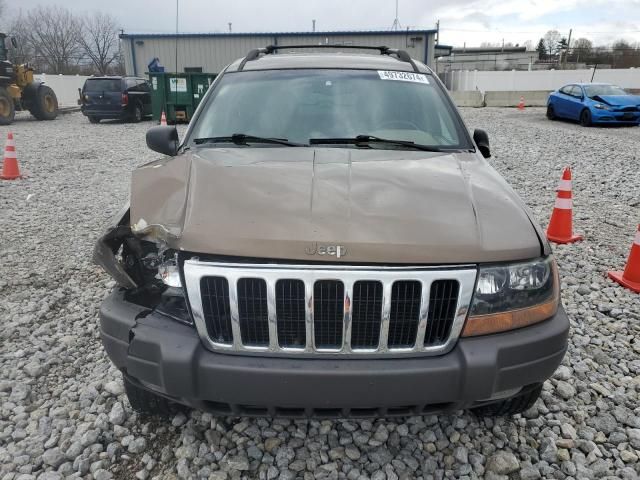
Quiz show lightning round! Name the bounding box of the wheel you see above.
[470,384,542,417]
[28,85,58,121]
[88,116,100,124]
[0,87,15,126]
[546,105,556,120]
[131,103,143,123]
[580,109,592,127]
[123,374,180,416]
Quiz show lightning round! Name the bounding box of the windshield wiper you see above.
[309,135,445,152]
[193,134,306,147]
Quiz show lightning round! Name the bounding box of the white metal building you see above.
[436,47,538,72]
[120,29,440,76]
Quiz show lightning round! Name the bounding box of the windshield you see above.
[584,84,628,97]
[189,69,469,149]
[84,79,122,92]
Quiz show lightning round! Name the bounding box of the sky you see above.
[7,0,640,48]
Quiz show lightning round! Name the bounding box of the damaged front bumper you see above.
[99,287,569,417]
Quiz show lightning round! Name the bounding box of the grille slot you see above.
[388,281,422,348]
[187,261,475,357]
[351,280,383,349]
[237,278,269,346]
[313,280,344,349]
[424,280,460,346]
[200,276,233,344]
[276,279,307,348]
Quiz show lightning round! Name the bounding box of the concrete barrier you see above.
[449,90,484,107]
[484,90,552,107]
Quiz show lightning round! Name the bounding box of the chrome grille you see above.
[351,281,383,349]
[237,278,269,346]
[275,279,306,348]
[388,280,422,348]
[185,260,476,357]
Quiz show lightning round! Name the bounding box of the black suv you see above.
[80,76,151,123]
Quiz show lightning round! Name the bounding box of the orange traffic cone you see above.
[518,96,525,110]
[160,110,167,126]
[0,132,22,180]
[546,167,582,244]
[608,225,640,293]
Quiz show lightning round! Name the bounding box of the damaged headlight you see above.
[462,256,559,337]
[154,256,192,325]
[94,208,193,326]
[593,103,610,110]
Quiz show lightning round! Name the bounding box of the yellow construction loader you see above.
[0,33,58,125]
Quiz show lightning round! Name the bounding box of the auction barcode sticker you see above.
[377,70,429,84]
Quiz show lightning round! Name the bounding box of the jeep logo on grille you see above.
[305,243,347,259]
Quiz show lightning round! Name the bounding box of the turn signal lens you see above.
[462,257,559,337]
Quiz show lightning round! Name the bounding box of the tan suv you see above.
[95,45,568,418]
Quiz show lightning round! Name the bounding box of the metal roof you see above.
[119,29,437,40]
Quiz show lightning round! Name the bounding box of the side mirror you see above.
[473,129,491,158]
[146,126,179,156]
[10,37,18,49]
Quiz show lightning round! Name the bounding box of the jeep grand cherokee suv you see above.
[94,45,569,418]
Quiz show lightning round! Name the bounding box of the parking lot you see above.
[1,109,639,480]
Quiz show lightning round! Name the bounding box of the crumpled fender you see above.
[93,204,138,288]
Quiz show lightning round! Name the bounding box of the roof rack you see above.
[237,44,420,73]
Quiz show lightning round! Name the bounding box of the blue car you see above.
[547,83,640,126]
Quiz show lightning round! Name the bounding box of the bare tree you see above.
[543,30,562,56]
[23,6,83,74]
[78,12,120,75]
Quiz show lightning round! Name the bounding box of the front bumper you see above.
[591,109,640,124]
[100,289,569,416]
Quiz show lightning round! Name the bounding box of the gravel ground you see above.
[1,109,639,480]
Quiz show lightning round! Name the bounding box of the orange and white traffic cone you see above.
[546,167,582,244]
[608,225,640,293]
[160,110,167,126]
[0,132,22,180]
[518,96,525,111]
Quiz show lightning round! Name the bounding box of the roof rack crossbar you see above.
[237,44,421,72]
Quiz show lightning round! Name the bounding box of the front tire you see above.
[0,88,16,126]
[580,109,592,127]
[546,105,556,120]
[471,384,542,417]
[28,85,58,121]
[123,374,180,416]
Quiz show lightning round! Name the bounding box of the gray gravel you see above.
[1,109,639,480]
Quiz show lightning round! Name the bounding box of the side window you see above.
[571,86,583,98]
[560,86,572,95]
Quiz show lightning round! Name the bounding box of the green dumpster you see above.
[148,72,217,123]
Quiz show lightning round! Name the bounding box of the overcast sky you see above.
[9,0,640,47]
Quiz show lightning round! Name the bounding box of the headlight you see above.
[462,256,559,337]
[594,103,609,110]
[155,256,192,325]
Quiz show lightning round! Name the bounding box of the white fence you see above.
[445,68,640,92]
[34,74,90,107]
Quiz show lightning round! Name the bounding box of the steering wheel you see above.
[376,119,421,131]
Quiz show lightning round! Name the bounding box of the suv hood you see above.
[130,148,543,264]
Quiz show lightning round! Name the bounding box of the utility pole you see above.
[564,28,572,69]
[312,19,316,32]
[391,0,401,31]
[228,23,232,33]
